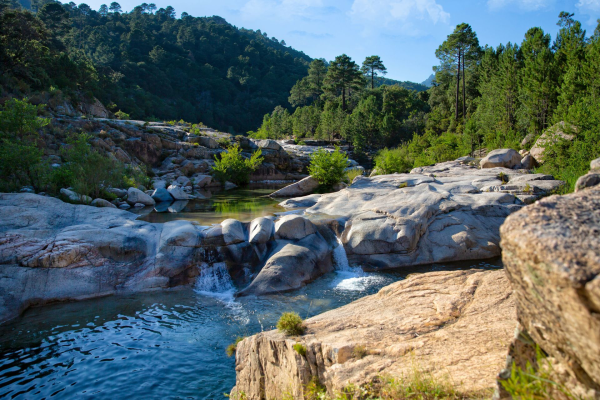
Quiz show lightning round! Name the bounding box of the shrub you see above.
[352,345,367,359]
[346,168,363,184]
[308,147,349,188]
[374,147,414,175]
[212,144,263,186]
[293,343,307,356]
[114,110,130,120]
[226,337,245,357]
[276,312,304,336]
[217,137,231,148]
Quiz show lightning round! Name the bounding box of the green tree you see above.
[361,55,387,89]
[435,23,481,120]
[322,54,365,111]
[288,58,327,107]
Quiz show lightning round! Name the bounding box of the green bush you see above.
[293,343,307,356]
[308,147,349,188]
[226,337,245,357]
[276,312,304,336]
[374,147,413,175]
[346,168,363,184]
[115,110,130,120]
[217,137,231,148]
[212,144,263,186]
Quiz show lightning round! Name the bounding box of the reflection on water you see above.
[135,183,288,225]
[0,258,502,400]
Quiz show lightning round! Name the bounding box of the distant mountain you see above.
[374,77,429,92]
[421,74,435,88]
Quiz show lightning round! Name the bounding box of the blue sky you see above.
[84,0,600,83]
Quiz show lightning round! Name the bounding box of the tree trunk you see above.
[462,49,466,120]
[455,52,461,120]
[342,87,346,111]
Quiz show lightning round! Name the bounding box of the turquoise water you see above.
[0,259,502,400]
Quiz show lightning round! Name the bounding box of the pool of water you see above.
[135,183,288,226]
[0,259,502,400]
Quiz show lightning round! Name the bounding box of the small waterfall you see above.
[333,237,352,271]
[195,262,234,294]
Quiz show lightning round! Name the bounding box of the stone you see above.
[119,203,131,209]
[591,157,600,171]
[279,159,561,270]
[480,148,522,169]
[221,219,246,245]
[175,176,191,187]
[521,132,535,147]
[107,187,127,198]
[133,203,145,208]
[529,121,576,164]
[520,154,536,170]
[248,217,274,244]
[152,180,167,190]
[269,176,320,197]
[237,233,332,296]
[192,174,212,188]
[331,182,347,191]
[60,188,92,204]
[151,187,174,203]
[500,187,600,397]
[167,185,194,200]
[278,194,322,209]
[126,187,156,206]
[275,215,316,240]
[232,269,515,399]
[91,198,117,208]
[257,139,283,151]
[575,173,600,192]
[224,181,237,190]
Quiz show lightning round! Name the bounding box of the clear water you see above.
[135,183,288,226]
[0,258,502,400]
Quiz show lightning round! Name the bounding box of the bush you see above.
[374,147,414,175]
[346,168,363,184]
[293,343,307,356]
[217,137,231,148]
[308,147,348,188]
[226,337,245,357]
[114,110,130,120]
[212,144,263,186]
[276,312,304,336]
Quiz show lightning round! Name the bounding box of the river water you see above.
[0,186,503,399]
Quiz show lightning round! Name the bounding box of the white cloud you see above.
[487,0,551,11]
[577,0,600,23]
[349,0,450,36]
[240,0,324,20]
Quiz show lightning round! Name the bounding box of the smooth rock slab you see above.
[232,269,516,399]
[269,176,319,197]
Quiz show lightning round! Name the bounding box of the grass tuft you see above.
[226,337,245,357]
[293,343,307,356]
[277,312,305,336]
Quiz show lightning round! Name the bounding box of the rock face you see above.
[281,160,565,270]
[480,148,522,169]
[500,186,600,397]
[269,176,320,197]
[529,121,576,163]
[232,269,516,399]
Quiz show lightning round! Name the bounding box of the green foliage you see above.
[226,337,245,357]
[308,147,349,188]
[346,168,363,185]
[276,312,304,336]
[212,144,263,186]
[362,55,387,90]
[293,343,307,356]
[323,54,366,111]
[217,137,232,148]
[374,147,413,175]
[114,110,130,120]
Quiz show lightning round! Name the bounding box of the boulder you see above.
[167,185,194,200]
[520,154,536,170]
[575,173,600,192]
[529,121,576,164]
[119,203,131,209]
[107,187,127,198]
[60,188,92,204]
[221,219,246,245]
[192,174,212,188]
[151,188,174,203]
[133,203,145,208]
[278,194,322,209]
[248,217,274,244]
[500,186,600,397]
[224,181,237,190]
[232,269,515,399]
[275,215,316,240]
[257,139,283,151]
[269,176,319,198]
[591,157,600,171]
[91,198,117,208]
[480,148,522,169]
[237,233,332,296]
[192,136,219,149]
[175,176,191,187]
[521,133,535,147]
[126,187,156,206]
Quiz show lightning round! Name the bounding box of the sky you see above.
[83,0,600,83]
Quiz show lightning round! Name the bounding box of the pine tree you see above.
[361,55,387,89]
[322,54,365,111]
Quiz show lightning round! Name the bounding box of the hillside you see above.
[1,2,311,133]
[374,76,428,91]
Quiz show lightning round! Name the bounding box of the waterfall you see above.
[195,262,234,294]
[333,237,351,271]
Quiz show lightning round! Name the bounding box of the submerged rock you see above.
[232,269,515,399]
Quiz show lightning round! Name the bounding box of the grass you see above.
[346,168,363,185]
[352,345,367,359]
[293,343,307,356]
[277,312,305,336]
[226,337,245,357]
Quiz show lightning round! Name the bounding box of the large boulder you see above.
[126,187,155,206]
[232,269,515,399]
[269,176,320,198]
[480,148,522,169]
[529,121,576,164]
[248,217,274,244]
[500,187,600,397]
[60,188,92,204]
[221,219,246,245]
[151,188,174,203]
[275,215,316,240]
[237,233,332,296]
[257,139,283,151]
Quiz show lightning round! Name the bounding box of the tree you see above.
[322,54,365,111]
[39,2,70,33]
[147,3,156,13]
[98,4,107,16]
[361,55,387,89]
[288,58,327,107]
[108,2,121,13]
[435,23,481,120]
